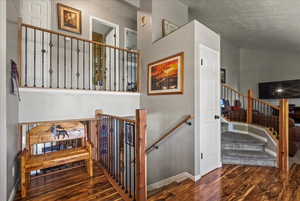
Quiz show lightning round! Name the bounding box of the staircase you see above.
[222,131,277,167]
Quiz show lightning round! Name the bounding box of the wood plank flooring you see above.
[14,165,124,201]
[14,164,300,201]
[148,164,300,201]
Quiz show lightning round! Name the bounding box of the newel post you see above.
[135,109,147,201]
[279,99,289,173]
[247,89,254,124]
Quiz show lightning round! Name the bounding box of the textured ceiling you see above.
[179,0,300,51]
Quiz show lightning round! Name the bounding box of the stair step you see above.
[222,142,264,151]
[222,150,276,167]
[222,131,266,144]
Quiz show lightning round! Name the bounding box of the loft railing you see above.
[221,84,289,173]
[19,23,140,92]
[96,110,147,201]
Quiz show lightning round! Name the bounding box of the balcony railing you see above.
[19,23,140,92]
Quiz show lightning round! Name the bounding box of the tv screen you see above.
[259,79,300,99]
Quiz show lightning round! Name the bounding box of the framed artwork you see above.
[148,52,184,95]
[162,19,179,37]
[221,68,226,84]
[57,3,82,34]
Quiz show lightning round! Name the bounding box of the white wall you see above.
[139,0,220,184]
[152,0,188,41]
[19,89,140,122]
[221,38,240,90]
[6,0,20,200]
[0,0,7,200]
[240,48,300,105]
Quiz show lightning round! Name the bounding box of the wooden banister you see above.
[279,99,289,173]
[136,109,147,201]
[146,115,193,153]
[247,89,254,124]
[21,23,138,54]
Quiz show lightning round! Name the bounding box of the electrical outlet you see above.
[12,165,15,177]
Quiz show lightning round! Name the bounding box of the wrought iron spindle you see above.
[77,40,80,89]
[64,36,66,88]
[70,38,73,89]
[57,34,60,88]
[33,29,36,87]
[83,42,85,89]
[25,27,28,87]
[42,31,45,87]
[49,33,53,88]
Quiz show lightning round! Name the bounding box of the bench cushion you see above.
[25,147,89,171]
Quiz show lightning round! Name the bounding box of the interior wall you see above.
[139,0,195,185]
[240,48,300,105]
[6,0,21,200]
[221,38,240,90]
[152,0,188,41]
[19,89,140,122]
[0,0,7,200]
[52,0,137,48]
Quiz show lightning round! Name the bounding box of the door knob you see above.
[214,115,220,119]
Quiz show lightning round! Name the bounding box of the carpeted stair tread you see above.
[222,131,265,145]
[222,150,275,160]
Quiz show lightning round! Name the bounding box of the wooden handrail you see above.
[146,115,194,153]
[21,23,138,54]
[251,96,280,111]
[222,84,247,98]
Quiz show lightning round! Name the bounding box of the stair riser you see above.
[222,157,276,167]
[222,143,264,151]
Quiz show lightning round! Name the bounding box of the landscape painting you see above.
[148,52,184,95]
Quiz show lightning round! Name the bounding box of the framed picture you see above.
[148,52,184,95]
[221,68,226,84]
[57,3,82,34]
[162,19,179,37]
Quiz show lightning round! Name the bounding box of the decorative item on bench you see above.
[20,120,93,198]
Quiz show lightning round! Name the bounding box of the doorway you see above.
[198,44,221,177]
[90,16,119,89]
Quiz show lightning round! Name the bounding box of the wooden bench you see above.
[20,121,94,198]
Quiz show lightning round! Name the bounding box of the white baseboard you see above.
[148,172,195,191]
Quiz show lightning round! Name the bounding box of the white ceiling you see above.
[180,0,300,51]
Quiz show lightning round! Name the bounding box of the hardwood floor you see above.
[148,164,300,201]
[14,165,124,201]
[14,164,300,201]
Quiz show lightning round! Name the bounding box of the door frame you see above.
[20,0,52,28]
[89,16,120,89]
[0,0,7,200]
[194,43,221,181]
[124,27,137,50]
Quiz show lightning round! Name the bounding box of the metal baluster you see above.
[93,44,96,90]
[77,40,80,89]
[119,49,121,91]
[125,123,128,193]
[122,51,125,91]
[34,29,36,87]
[49,33,53,88]
[57,34,60,88]
[110,47,112,91]
[89,43,91,90]
[25,27,28,87]
[127,51,129,92]
[64,36,66,88]
[42,31,45,88]
[133,123,136,200]
[83,42,85,89]
[131,52,133,91]
[70,38,73,89]
[129,124,132,197]
[114,48,117,91]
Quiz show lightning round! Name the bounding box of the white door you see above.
[199,44,221,176]
[21,0,51,87]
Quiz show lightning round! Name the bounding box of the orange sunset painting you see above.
[148,53,184,95]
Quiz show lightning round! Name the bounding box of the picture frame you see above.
[148,52,184,95]
[162,19,179,37]
[57,3,82,34]
[221,68,226,84]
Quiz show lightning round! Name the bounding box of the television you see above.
[259,79,300,99]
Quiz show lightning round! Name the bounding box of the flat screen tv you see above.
[259,79,300,99]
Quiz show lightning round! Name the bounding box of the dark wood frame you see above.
[57,3,82,34]
[147,52,184,96]
[221,68,226,84]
